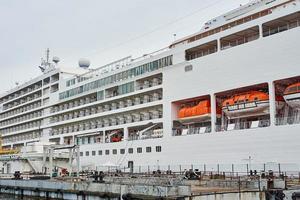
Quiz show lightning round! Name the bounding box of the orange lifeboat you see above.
[283,83,300,109]
[178,100,213,123]
[222,91,270,119]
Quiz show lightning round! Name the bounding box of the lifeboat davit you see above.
[283,83,300,109]
[178,100,213,123]
[222,91,269,119]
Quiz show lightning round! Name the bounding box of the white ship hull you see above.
[1,0,300,174]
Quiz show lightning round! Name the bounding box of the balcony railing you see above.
[276,116,300,126]
[173,126,211,136]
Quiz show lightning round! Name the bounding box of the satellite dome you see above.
[52,56,60,64]
[78,58,90,69]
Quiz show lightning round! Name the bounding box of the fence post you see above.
[179,165,182,174]
[204,164,206,175]
[263,163,266,172]
[232,164,234,178]
[217,164,220,174]
[278,163,281,175]
[148,165,150,174]
[246,164,249,176]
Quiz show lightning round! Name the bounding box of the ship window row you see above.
[172,1,291,48]
[186,11,300,61]
[0,110,42,127]
[0,101,42,120]
[1,120,42,135]
[2,91,42,111]
[2,90,42,111]
[0,73,59,105]
[51,74,162,114]
[2,131,41,145]
[72,123,163,145]
[50,106,163,137]
[50,90,162,124]
[0,82,42,105]
[59,56,172,100]
[262,11,300,37]
[80,146,162,157]
[186,25,260,60]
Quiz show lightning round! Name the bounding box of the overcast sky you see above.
[0,0,249,93]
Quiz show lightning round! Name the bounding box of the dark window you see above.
[120,149,125,154]
[80,152,83,157]
[137,147,142,153]
[105,150,109,155]
[113,149,117,155]
[128,148,133,154]
[98,150,102,155]
[92,151,96,156]
[156,146,162,152]
[146,147,151,153]
[85,151,89,156]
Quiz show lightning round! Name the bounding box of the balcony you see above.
[263,12,300,37]
[221,26,259,50]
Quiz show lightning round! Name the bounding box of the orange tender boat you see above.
[222,91,270,119]
[178,100,213,123]
[283,82,300,109]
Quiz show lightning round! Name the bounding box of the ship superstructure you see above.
[1,0,300,173]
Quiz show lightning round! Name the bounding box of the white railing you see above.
[263,18,300,37]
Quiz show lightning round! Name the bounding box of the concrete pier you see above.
[0,179,191,199]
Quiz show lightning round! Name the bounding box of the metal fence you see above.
[95,163,300,177]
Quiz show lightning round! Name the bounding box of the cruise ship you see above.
[1,0,300,173]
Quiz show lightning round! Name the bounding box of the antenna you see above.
[173,33,177,41]
[38,48,53,73]
[46,48,50,64]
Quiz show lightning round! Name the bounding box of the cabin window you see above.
[98,150,102,155]
[92,151,96,156]
[156,146,162,152]
[105,150,109,155]
[113,149,117,155]
[146,147,151,153]
[80,152,83,157]
[85,151,89,156]
[137,147,142,153]
[120,149,125,154]
[128,148,133,154]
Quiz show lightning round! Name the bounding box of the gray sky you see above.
[0,0,249,93]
